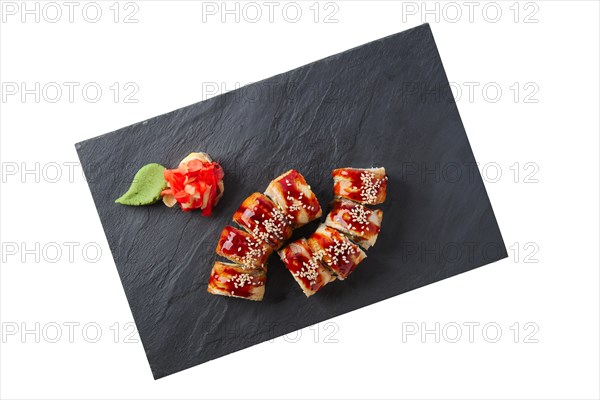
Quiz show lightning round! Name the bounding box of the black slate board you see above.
[76,24,507,379]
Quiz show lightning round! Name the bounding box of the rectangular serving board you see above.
[76,23,507,379]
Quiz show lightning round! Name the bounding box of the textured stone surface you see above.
[76,24,506,379]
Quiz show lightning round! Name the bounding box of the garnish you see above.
[115,152,225,216]
[160,152,225,216]
[115,163,167,206]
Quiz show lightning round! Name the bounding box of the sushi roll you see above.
[332,167,388,205]
[278,238,336,297]
[325,200,383,250]
[233,192,293,250]
[216,225,272,269]
[207,261,266,301]
[307,224,367,280]
[264,170,322,228]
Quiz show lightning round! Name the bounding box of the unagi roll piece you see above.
[332,167,388,205]
[264,170,322,228]
[278,238,336,297]
[307,224,366,280]
[207,261,266,301]
[233,192,293,250]
[216,225,272,269]
[325,200,383,250]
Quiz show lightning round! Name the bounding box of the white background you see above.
[1,1,598,399]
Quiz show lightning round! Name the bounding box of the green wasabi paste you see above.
[115,163,167,206]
